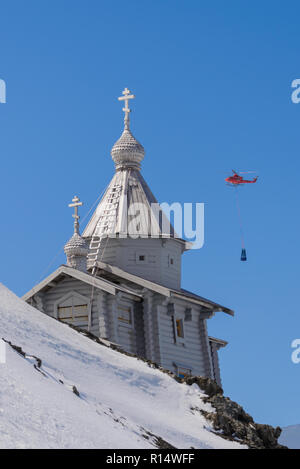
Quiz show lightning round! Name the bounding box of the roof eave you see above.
[22,265,142,302]
[94,262,234,315]
[170,292,234,316]
[208,336,228,348]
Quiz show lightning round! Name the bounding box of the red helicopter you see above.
[225,170,258,262]
[225,170,258,186]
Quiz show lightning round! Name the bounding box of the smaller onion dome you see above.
[64,232,88,258]
[64,196,88,272]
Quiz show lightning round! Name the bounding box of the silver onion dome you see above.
[111,128,144,170]
[111,87,145,170]
[64,232,88,258]
[64,196,88,271]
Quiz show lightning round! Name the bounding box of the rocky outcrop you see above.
[184,376,286,449]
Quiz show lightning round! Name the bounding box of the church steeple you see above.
[82,88,187,289]
[111,88,145,171]
[64,196,88,272]
[83,88,177,241]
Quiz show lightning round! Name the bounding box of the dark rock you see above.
[72,385,80,397]
[141,429,176,449]
[255,424,283,448]
[32,356,42,368]
[2,338,43,370]
[207,395,254,424]
[199,391,287,449]
[184,376,223,397]
[2,338,26,358]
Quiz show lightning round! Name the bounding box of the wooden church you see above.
[23,88,233,385]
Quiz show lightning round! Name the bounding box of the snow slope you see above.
[0,283,244,449]
[279,425,300,449]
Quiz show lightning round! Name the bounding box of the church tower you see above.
[83,88,189,289]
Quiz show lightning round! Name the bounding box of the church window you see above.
[173,315,185,345]
[136,252,147,263]
[57,303,88,323]
[57,305,72,322]
[55,293,90,326]
[168,255,175,267]
[117,305,132,324]
[176,319,184,338]
[176,365,191,379]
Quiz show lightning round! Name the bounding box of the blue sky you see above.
[0,0,299,427]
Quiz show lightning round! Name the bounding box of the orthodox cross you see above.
[118,87,135,129]
[68,195,83,234]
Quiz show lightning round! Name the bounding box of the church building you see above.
[23,88,233,385]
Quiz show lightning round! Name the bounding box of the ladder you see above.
[87,236,102,275]
[87,183,122,274]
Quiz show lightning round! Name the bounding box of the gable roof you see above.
[23,263,234,316]
[22,265,142,302]
[93,261,234,315]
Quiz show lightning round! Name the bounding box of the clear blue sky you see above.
[0,0,299,428]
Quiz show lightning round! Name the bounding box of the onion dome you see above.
[111,128,144,170]
[111,87,145,170]
[64,232,88,259]
[64,196,88,272]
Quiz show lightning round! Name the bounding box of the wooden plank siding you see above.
[97,290,110,339]
[155,299,212,377]
[134,300,146,358]
[40,277,100,336]
[209,341,222,386]
[91,237,182,290]
[159,239,182,290]
[142,292,162,364]
[114,293,137,355]
[27,274,220,382]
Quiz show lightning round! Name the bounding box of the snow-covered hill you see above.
[0,283,244,449]
[279,425,300,449]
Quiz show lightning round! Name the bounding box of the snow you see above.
[279,425,300,449]
[0,283,244,449]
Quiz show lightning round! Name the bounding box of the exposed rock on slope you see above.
[66,324,286,449]
[185,377,285,449]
